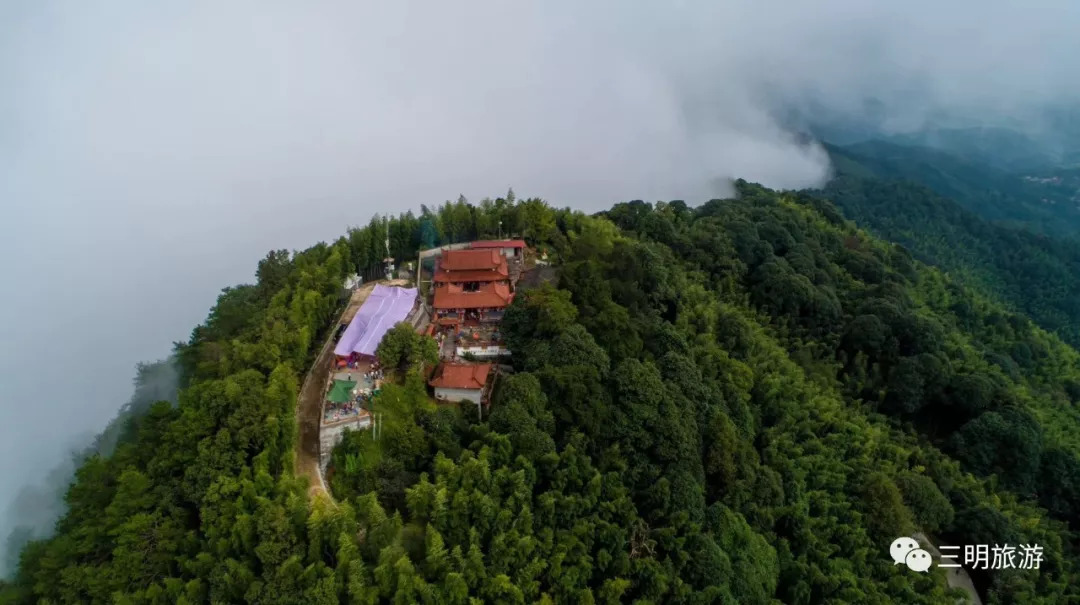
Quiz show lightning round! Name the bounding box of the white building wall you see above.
[434,387,483,404]
[455,345,510,358]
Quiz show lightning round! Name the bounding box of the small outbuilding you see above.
[429,362,494,406]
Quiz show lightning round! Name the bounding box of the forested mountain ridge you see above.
[885,127,1060,172]
[3,187,1080,603]
[826,140,1080,237]
[814,175,1080,349]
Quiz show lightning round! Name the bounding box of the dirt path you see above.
[294,280,410,501]
[295,282,377,500]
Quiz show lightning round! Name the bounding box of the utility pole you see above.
[383,216,394,281]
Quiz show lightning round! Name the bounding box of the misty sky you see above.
[2,0,1079,573]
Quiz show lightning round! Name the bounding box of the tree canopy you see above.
[376,322,438,374]
[5,184,1080,603]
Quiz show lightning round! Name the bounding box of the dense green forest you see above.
[5,185,1080,603]
[1,358,180,576]
[827,140,1080,236]
[816,175,1080,348]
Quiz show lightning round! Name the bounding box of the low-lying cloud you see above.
[2,0,1079,576]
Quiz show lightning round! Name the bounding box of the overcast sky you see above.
[2,0,1079,574]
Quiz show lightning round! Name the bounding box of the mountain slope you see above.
[885,127,1059,173]
[813,175,1080,348]
[826,140,1080,236]
[4,190,1080,603]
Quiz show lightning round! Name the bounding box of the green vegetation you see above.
[1,241,351,604]
[883,127,1060,172]
[348,189,564,280]
[816,175,1080,348]
[376,323,438,374]
[827,140,1080,236]
[0,358,179,577]
[6,185,1080,603]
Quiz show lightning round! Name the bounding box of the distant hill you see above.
[885,126,1058,172]
[813,175,1080,347]
[826,140,1080,236]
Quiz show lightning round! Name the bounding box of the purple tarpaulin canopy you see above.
[334,285,418,357]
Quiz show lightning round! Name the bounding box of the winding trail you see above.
[294,280,411,502]
[294,282,377,501]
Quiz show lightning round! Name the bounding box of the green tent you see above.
[327,380,357,404]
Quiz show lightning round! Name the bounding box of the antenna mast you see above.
[383,215,394,281]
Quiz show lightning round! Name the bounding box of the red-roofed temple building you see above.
[432,249,515,323]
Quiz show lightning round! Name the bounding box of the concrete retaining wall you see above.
[319,416,372,475]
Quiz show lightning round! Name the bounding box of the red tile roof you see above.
[433,265,509,283]
[440,249,504,271]
[470,240,527,249]
[433,282,513,310]
[429,362,493,390]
